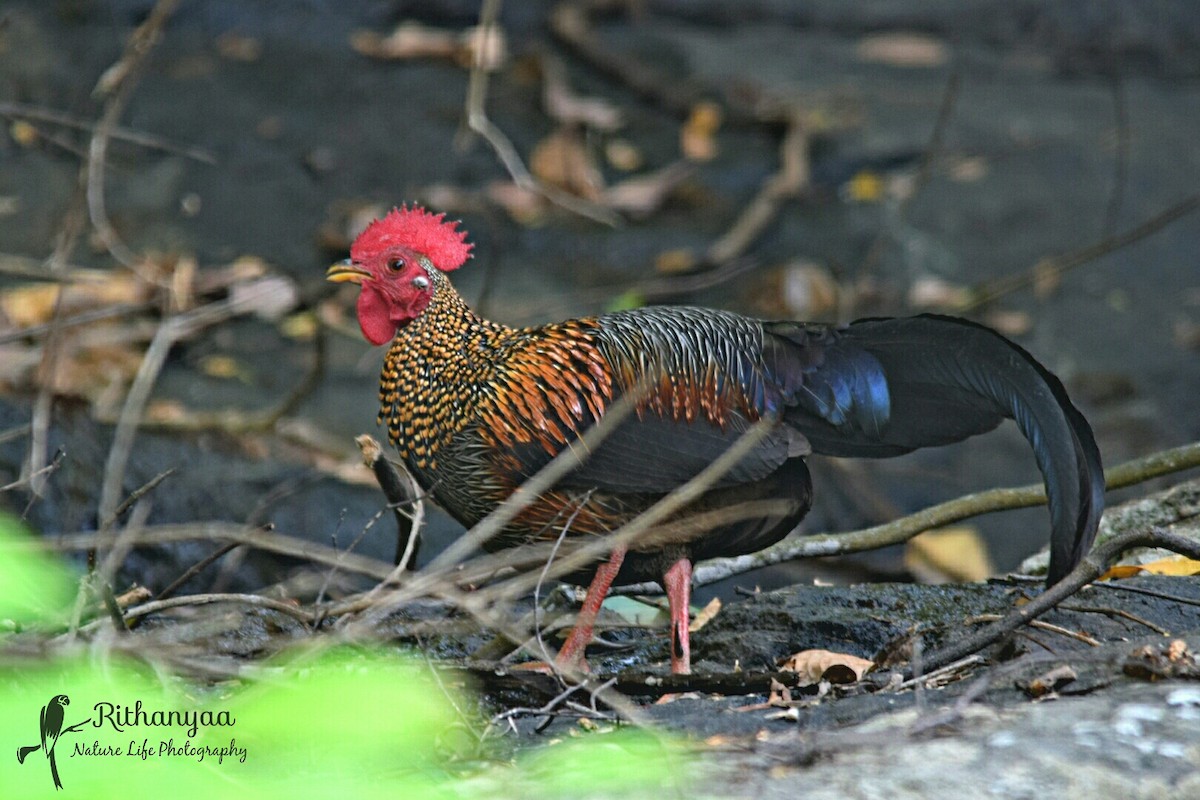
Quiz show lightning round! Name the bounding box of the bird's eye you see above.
[387,257,406,271]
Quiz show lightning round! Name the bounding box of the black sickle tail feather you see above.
[780,314,1104,585]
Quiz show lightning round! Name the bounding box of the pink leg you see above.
[663,557,692,674]
[556,546,628,671]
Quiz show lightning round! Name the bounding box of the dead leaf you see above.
[908,275,973,312]
[530,128,604,200]
[983,309,1032,337]
[605,139,643,172]
[10,120,38,148]
[948,155,989,182]
[688,597,721,633]
[906,526,994,583]
[484,181,547,226]
[602,161,692,218]
[351,21,506,71]
[1100,556,1200,581]
[779,649,874,687]
[780,261,840,318]
[856,33,948,68]
[114,585,153,608]
[844,170,884,203]
[1020,664,1077,698]
[681,101,722,162]
[654,248,697,275]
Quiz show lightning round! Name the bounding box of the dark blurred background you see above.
[1,0,1197,596]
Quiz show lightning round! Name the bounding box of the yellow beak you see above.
[325,259,372,284]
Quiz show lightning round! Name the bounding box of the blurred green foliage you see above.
[0,510,688,799]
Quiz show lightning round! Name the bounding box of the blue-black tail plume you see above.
[778,314,1104,585]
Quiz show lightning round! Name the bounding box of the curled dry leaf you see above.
[780,649,874,687]
[351,21,507,71]
[486,181,547,226]
[1020,664,1077,698]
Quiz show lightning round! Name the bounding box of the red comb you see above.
[350,205,473,271]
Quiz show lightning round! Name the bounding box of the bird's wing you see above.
[474,310,809,494]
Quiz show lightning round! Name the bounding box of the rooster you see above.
[327,206,1103,675]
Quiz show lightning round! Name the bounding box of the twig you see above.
[859,68,960,276]
[965,193,1200,311]
[0,101,216,163]
[86,0,181,278]
[911,526,1200,677]
[1090,581,1200,610]
[355,435,424,568]
[121,592,316,625]
[461,0,619,226]
[965,614,1102,647]
[1060,604,1171,636]
[1,447,64,494]
[1103,75,1128,234]
[156,542,242,602]
[616,440,1200,594]
[705,112,809,266]
[27,522,396,582]
[102,468,175,528]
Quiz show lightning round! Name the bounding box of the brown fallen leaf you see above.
[779,649,874,687]
[1100,556,1200,581]
[351,21,507,71]
[905,526,994,583]
[1020,664,1077,698]
[530,128,604,200]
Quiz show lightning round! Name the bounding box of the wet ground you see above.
[2,1,1200,796]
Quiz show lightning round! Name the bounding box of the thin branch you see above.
[616,440,1200,594]
[705,112,810,266]
[0,101,216,163]
[86,0,181,278]
[966,193,1200,311]
[461,0,619,226]
[27,522,396,582]
[156,542,242,602]
[911,525,1200,677]
[121,592,317,625]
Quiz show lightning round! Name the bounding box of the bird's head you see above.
[326,205,473,345]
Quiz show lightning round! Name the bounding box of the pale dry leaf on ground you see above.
[681,101,722,162]
[780,649,875,687]
[350,21,507,71]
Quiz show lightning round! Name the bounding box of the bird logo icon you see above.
[16,694,89,790]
